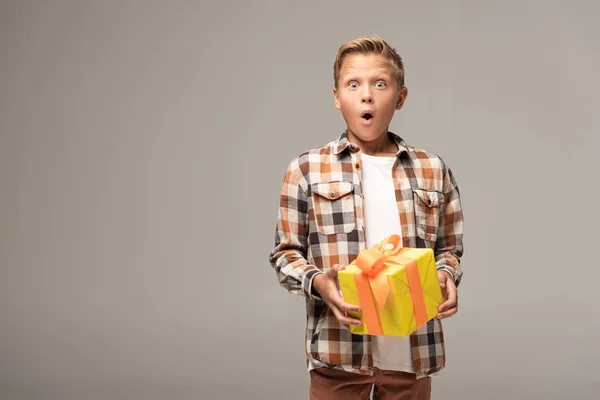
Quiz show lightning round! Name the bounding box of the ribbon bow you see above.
[355,234,405,308]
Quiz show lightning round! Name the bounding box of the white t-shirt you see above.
[360,153,414,373]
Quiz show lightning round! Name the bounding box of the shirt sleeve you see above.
[434,163,464,287]
[269,161,323,299]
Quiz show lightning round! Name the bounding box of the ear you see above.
[333,87,341,110]
[395,86,408,110]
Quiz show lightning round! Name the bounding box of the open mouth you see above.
[361,111,374,121]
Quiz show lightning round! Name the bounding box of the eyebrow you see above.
[343,73,391,83]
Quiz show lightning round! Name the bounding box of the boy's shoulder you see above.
[285,136,343,173]
[403,143,448,169]
[292,138,339,163]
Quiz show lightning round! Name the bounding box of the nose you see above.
[361,89,373,104]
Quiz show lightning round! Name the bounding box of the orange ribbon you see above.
[353,234,429,336]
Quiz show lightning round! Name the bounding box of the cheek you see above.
[340,108,354,121]
[386,97,400,111]
[339,99,356,112]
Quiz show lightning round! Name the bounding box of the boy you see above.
[269,36,464,399]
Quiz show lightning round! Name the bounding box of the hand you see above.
[312,264,363,326]
[437,270,458,319]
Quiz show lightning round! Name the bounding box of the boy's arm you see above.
[269,162,323,299]
[435,163,464,287]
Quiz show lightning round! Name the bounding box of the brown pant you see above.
[309,367,431,400]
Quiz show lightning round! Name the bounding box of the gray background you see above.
[1,0,599,399]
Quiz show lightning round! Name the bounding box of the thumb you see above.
[327,264,345,277]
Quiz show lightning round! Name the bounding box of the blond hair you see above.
[333,36,405,88]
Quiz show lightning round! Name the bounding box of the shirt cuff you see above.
[436,266,457,284]
[305,269,324,300]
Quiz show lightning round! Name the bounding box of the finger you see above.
[331,264,347,274]
[439,295,457,312]
[438,301,456,315]
[327,264,345,278]
[439,290,457,309]
[437,305,458,319]
[330,304,362,326]
[439,281,457,312]
[329,290,361,312]
[447,286,458,308]
[337,299,362,313]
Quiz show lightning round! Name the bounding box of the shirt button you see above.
[355,163,360,169]
[329,191,336,197]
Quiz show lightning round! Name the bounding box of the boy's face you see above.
[333,53,407,145]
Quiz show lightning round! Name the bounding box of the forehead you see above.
[339,53,394,77]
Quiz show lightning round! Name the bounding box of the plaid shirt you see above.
[269,131,464,378]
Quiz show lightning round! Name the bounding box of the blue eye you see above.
[375,81,387,89]
[349,81,359,89]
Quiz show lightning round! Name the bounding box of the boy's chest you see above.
[305,157,445,254]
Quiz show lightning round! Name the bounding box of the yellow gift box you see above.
[338,234,443,337]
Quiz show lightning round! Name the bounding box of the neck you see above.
[347,129,397,156]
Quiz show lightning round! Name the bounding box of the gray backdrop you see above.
[1,1,598,399]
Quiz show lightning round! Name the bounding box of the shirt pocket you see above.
[413,189,445,245]
[311,181,356,235]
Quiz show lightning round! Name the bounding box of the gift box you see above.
[338,234,443,337]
